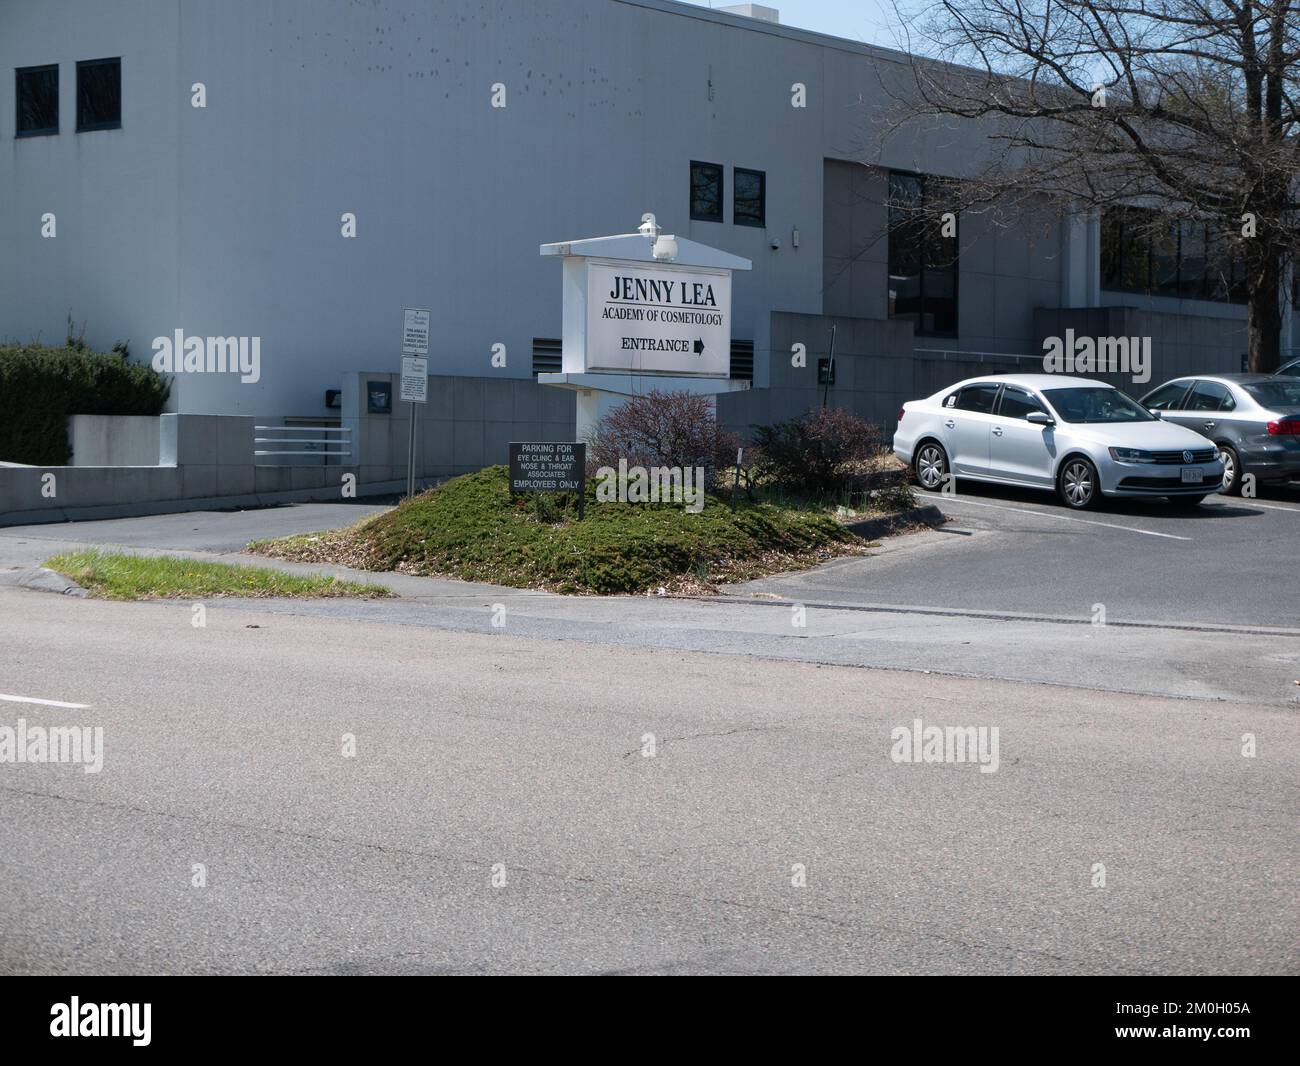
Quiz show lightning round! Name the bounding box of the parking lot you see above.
[740,479,1300,631]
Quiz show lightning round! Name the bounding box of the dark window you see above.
[76,57,120,131]
[888,171,958,336]
[734,167,765,228]
[998,387,1045,420]
[955,383,999,414]
[1141,381,1192,411]
[690,161,723,222]
[1101,207,1246,305]
[16,64,58,137]
[1187,380,1231,412]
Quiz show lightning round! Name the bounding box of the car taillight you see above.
[897,407,906,422]
[1267,418,1300,435]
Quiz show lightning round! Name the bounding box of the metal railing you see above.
[914,348,1040,364]
[253,425,351,462]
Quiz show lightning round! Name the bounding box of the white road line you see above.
[1206,499,1300,513]
[0,693,91,709]
[938,497,1193,540]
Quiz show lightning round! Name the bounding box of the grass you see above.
[249,464,895,595]
[44,549,392,601]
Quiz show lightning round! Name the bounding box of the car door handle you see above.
[1203,421,1216,430]
[991,427,1003,436]
[944,419,955,429]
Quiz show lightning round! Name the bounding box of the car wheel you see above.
[1217,444,1243,495]
[914,441,949,492]
[1057,456,1099,509]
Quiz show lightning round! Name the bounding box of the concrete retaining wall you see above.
[340,371,577,484]
[67,415,161,466]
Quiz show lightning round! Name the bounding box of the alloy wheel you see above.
[1062,460,1094,507]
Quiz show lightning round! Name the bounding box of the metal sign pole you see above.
[406,401,417,499]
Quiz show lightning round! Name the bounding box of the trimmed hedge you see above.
[0,345,171,465]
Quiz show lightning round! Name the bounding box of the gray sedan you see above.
[1139,374,1300,494]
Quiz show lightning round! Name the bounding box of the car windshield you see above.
[1042,387,1155,424]
[1244,381,1300,408]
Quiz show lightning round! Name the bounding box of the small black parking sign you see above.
[509,441,586,495]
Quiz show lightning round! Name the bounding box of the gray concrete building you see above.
[2,0,1294,484]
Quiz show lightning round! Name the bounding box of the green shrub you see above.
[0,344,171,465]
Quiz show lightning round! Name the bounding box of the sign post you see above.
[400,308,430,499]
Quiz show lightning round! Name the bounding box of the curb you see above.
[843,504,945,540]
[0,567,89,597]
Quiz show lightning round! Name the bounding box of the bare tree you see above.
[880,0,1299,371]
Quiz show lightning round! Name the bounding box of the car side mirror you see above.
[1147,408,1163,419]
[1026,412,1055,427]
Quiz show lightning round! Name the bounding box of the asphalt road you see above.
[3,496,1297,706]
[1,591,1295,975]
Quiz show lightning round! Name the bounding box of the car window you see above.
[1244,380,1300,408]
[943,391,959,408]
[998,387,1046,420]
[1276,360,1300,378]
[1187,381,1231,412]
[1141,381,1191,411]
[1041,387,1155,424]
[954,384,1000,414]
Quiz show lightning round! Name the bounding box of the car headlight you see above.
[1108,447,1155,463]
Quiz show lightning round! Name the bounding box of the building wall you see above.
[0,0,1264,439]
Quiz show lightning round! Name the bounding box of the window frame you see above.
[733,166,766,228]
[689,160,724,223]
[75,56,121,133]
[15,63,59,138]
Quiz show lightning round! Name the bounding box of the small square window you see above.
[16,64,58,137]
[690,161,723,222]
[76,57,120,132]
[734,167,765,228]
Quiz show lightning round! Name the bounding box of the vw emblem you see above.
[1182,450,1194,463]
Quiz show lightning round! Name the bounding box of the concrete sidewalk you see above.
[2,505,1297,706]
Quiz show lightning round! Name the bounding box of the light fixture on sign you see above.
[638,212,659,237]
[652,234,678,261]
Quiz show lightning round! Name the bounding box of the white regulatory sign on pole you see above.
[400,355,428,403]
[402,308,430,356]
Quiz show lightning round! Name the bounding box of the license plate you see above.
[1181,467,1203,484]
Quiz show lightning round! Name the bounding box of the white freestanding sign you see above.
[585,260,731,376]
[539,218,752,441]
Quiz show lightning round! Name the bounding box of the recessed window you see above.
[16,64,58,137]
[1100,206,1246,305]
[690,161,723,222]
[887,171,958,336]
[76,57,120,132]
[734,167,765,227]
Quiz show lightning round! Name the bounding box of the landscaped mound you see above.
[251,466,872,595]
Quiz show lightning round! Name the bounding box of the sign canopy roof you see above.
[540,231,752,271]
